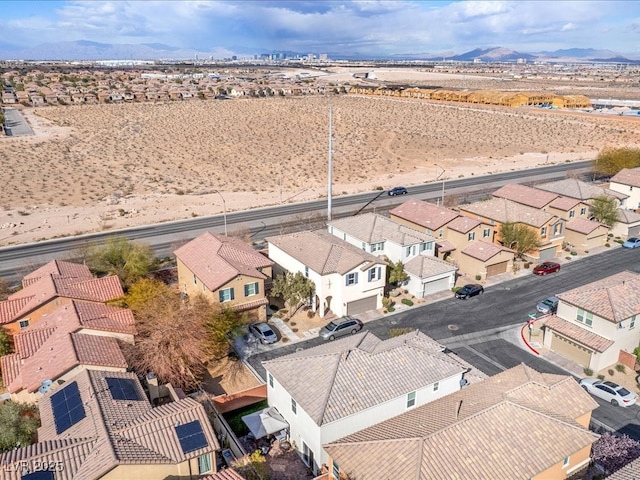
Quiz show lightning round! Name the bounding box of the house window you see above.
[406,391,416,408]
[268,373,274,388]
[563,456,570,468]
[19,319,30,329]
[438,229,444,238]
[468,232,475,241]
[305,266,309,277]
[406,246,412,256]
[540,226,547,237]
[420,242,432,252]
[554,223,562,235]
[433,381,440,392]
[370,242,384,252]
[198,454,212,474]
[361,242,366,250]
[345,273,358,286]
[483,228,491,238]
[219,288,235,303]
[244,282,259,297]
[332,461,340,479]
[426,228,432,235]
[569,210,575,218]
[291,398,297,414]
[580,207,587,215]
[577,308,593,327]
[368,267,381,282]
[631,316,636,329]
[193,273,197,285]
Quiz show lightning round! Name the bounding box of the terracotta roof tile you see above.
[202,469,247,480]
[174,232,273,292]
[14,326,57,357]
[462,240,513,261]
[72,333,127,368]
[617,208,640,225]
[537,178,628,201]
[389,200,460,230]
[0,353,21,388]
[404,255,457,279]
[607,456,640,480]
[492,183,558,208]
[0,296,33,324]
[328,212,435,245]
[544,316,614,352]
[22,260,93,288]
[435,239,456,253]
[460,198,556,228]
[611,167,640,189]
[548,195,583,211]
[446,215,481,233]
[566,217,606,234]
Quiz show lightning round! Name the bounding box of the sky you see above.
[2,0,640,58]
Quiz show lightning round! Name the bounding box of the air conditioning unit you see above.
[619,321,627,329]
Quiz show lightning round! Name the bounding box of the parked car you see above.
[536,296,559,315]
[319,317,363,341]
[533,261,561,275]
[579,378,638,407]
[622,237,640,249]
[455,284,484,300]
[388,186,408,196]
[249,322,278,344]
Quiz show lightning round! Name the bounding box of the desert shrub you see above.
[374,186,383,191]
[388,306,395,313]
[570,251,578,256]
[608,369,615,376]
[475,274,482,281]
[605,243,610,247]
[389,327,414,337]
[584,368,594,376]
[381,297,393,309]
[616,364,626,373]
[307,310,314,318]
[597,374,605,380]
[401,298,414,306]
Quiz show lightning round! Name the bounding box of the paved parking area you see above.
[2,108,34,136]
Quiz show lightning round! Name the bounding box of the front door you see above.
[302,441,315,473]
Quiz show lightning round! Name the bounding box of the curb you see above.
[520,323,540,355]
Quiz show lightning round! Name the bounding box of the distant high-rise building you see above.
[319,53,328,61]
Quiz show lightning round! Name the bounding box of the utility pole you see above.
[327,106,333,222]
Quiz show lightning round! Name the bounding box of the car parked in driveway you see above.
[388,186,408,196]
[579,378,638,407]
[249,322,279,344]
[319,317,363,341]
[533,261,561,275]
[455,284,484,300]
[623,237,640,249]
[536,296,559,315]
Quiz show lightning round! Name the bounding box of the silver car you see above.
[249,322,278,344]
[319,317,363,341]
[536,296,559,315]
[579,378,638,407]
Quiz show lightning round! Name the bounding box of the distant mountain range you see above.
[0,40,638,63]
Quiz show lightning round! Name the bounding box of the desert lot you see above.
[1,77,640,246]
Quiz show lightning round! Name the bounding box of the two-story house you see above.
[388,200,460,241]
[536,178,628,209]
[0,260,124,335]
[174,232,274,321]
[0,369,220,479]
[266,230,386,317]
[264,330,485,474]
[459,197,565,261]
[608,167,640,211]
[542,271,640,371]
[325,363,598,480]
[326,213,457,297]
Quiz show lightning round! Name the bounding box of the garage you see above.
[486,261,508,277]
[346,295,378,316]
[538,246,558,261]
[421,277,451,297]
[629,225,640,237]
[550,332,592,367]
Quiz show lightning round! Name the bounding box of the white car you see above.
[579,378,638,407]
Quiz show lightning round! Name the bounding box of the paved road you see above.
[0,161,593,283]
[2,108,34,136]
[245,245,640,438]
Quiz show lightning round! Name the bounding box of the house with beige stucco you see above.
[564,218,609,252]
[174,232,274,322]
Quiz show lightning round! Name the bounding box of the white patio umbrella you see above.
[242,406,289,439]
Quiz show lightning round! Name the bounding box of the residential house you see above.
[609,167,640,211]
[459,198,565,261]
[266,230,386,317]
[611,208,640,238]
[389,200,460,240]
[0,300,135,402]
[542,271,640,371]
[607,456,640,479]
[564,218,609,251]
[0,369,220,479]
[326,213,456,297]
[264,330,485,474]
[493,183,591,221]
[536,178,628,209]
[546,195,592,222]
[0,260,124,335]
[174,232,274,322]
[325,363,598,480]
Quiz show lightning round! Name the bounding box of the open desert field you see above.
[1,88,640,246]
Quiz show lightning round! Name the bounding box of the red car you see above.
[533,261,561,275]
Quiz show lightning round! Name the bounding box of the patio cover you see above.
[242,406,289,439]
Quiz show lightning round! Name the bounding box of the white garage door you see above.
[421,277,451,297]
[346,295,378,315]
[538,246,558,261]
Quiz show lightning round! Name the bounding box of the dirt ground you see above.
[202,355,261,396]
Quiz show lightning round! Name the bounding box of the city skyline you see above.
[2,0,639,59]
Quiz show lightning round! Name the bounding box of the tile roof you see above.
[462,240,513,261]
[389,200,460,230]
[544,316,615,352]
[557,271,640,323]
[536,178,628,201]
[492,183,559,209]
[21,260,93,288]
[404,255,457,279]
[607,456,640,480]
[328,212,435,245]
[446,215,481,233]
[174,232,273,292]
[460,198,556,228]
[1,369,219,480]
[566,217,606,234]
[435,239,456,253]
[611,167,640,189]
[325,364,598,480]
[266,230,385,275]
[264,330,483,426]
[617,208,640,225]
[548,195,583,211]
[202,470,247,480]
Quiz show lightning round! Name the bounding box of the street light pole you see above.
[213,190,227,235]
[435,163,445,206]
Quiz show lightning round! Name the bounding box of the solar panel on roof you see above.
[105,377,141,401]
[175,420,208,454]
[50,381,85,434]
[22,469,55,480]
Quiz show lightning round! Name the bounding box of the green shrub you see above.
[401,298,414,306]
[616,364,626,373]
[570,251,578,256]
[452,286,461,293]
[475,274,482,281]
[388,306,395,312]
[389,327,414,337]
[374,186,384,191]
[597,374,605,380]
[608,369,615,376]
[583,367,594,376]
[605,243,611,247]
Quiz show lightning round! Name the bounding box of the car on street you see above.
[455,284,484,300]
[533,261,561,276]
[319,317,363,341]
[579,378,638,407]
[249,322,279,344]
[388,186,408,196]
[623,237,640,249]
[536,296,559,315]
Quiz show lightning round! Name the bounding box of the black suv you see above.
[455,284,484,299]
